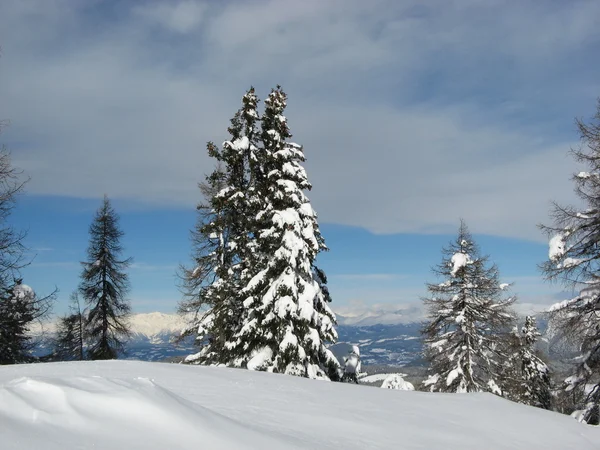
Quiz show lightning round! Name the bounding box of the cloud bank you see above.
[1,0,599,240]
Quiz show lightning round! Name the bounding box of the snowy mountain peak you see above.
[127,312,187,338]
[335,305,424,326]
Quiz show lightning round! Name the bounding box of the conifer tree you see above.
[231,87,339,379]
[181,87,338,380]
[519,316,553,409]
[500,316,552,408]
[422,221,516,393]
[80,195,131,360]
[54,292,85,361]
[180,88,260,365]
[0,126,54,363]
[540,99,600,424]
[0,279,53,364]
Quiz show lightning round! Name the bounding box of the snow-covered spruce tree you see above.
[79,195,131,360]
[540,99,600,424]
[230,87,339,379]
[501,316,552,408]
[422,221,516,393]
[0,279,53,364]
[53,292,85,361]
[519,316,553,409]
[179,88,261,365]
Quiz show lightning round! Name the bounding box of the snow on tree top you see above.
[223,136,250,152]
[548,298,578,312]
[450,252,471,276]
[579,283,600,298]
[576,171,596,179]
[13,283,34,300]
[558,257,582,269]
[549,234,566,261]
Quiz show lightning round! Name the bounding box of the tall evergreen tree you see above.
[422,221,516,393]
[230,87,339,379]
[181,87,338,380]
[80,195,131,360]
[53,292,85,361]
[540,99,600,424]
[180,88,260,365]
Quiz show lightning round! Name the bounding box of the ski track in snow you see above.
[0,361,598,449]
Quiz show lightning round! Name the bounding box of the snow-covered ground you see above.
[0,361,597,449]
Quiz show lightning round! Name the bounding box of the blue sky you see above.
[1,0,599,317]
[12,196,564,317]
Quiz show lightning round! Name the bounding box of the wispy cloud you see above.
[331,273,410,281]
[132,1,207,34]
[0,0,598,240]
[32,247,54,252]
[130,262,178,272]
[29,261,79,269]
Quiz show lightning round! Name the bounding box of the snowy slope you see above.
[0,361,597,449]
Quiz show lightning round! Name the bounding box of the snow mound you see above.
[0,361,598,449]
[360,372,407,383]
[0,374,294,450]
[380,374,415,390]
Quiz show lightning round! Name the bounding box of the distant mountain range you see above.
[123,312,425,366]
[336,305,424,327]
[32,311,563,369]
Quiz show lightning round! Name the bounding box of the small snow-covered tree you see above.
[422,221,516,393]
[180,88,260,365]
[0,279,53,364]
[54,292,85,361]
[540,99,600,424]
[502,317,552,409]
[519,317,552,409]
[381,374,415,390]
[230,87,339,379]
[80,195,131,360]
[342,345,361,383]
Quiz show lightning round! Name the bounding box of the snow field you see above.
[0,361,598,449]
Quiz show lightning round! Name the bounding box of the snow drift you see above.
[0,361,598,449]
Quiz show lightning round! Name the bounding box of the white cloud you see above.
[133,1,207,34]
[130,262,178,272]
[331,273,409,281]
[0,0,598,241]
[29,261,79,269]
